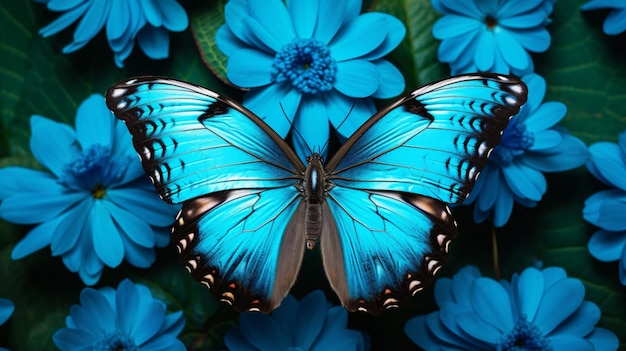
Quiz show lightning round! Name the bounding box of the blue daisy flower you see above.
[582,1,626,35]
[0,94,176,285]
[35,0,189,67]
[0,298,14,351]
[463,73,588,227]
[224,290,369,350]
[216,0,406,161]
[431,0,555,75]
[53,279,186,350]
[584,130,626,285]
[405,265,619,350]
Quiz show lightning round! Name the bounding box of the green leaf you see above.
[371,0,448,91]
[190,0,232,86]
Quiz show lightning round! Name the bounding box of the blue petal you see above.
[243,83,302,138]
[404,314,442,350]
[524,102,567,132]
[224,328,255,350]
[520,74,546,114]
[105,0,131,40]
[499,10,547,28]
[271,294,298,336]
[158,0,189,31]
[140,334,186,351]
[515,268,544,321]
[501,161,546,201]
[371,59,404,99]
[493,183,514,228]
[116,279,141,335]
[586,327,620,351]
[437,28,479,63]
[312,0,348,44]
[433,278,453,305]
[50,199,91,256]
[287,0,318,38]
[546,335,593,351]
[29,116,79,177]
[137,26,170,60]
[604,8,626,35]
[0,299,14,325]
[329,13,387,61]
[333,60,380,98]
[131,300,165,344]
[247,0,295,48]
[226,48,275,87]
[451,266,482,305]
[497,0,543,17]
[72,0,110,44]
[358,14,406,61]
[107,202,156,248]
[508,27,551,52]
[523,133,589,172]
[79,287,116,331]
[92,201,125,267]
[528,129,562,151]
[294,291,327,348]
[456,310,503,343]
[239,312,288,349]
[433,15,482,40]
[588,141,626,190]
[75,94,114,149]
[293,96,330,162]
[587,229,626,262]
[533,278,584,334]
[53,327,97,350]
[323,90,374,137]
[0,168,84,224]
[494,28,529,70]
[583,189,626,231]
[438,0,484,18]
[107,186,175,227]
[216,25,246,56]
[39,2,89,37]
[48,0,84,11]
[224,1,273,53]
[475,165,500,211]
[470,278,514,333]
[551,301,600,337]
[121,234,156,268]
[159,310,185,337]
[474,30,496,71]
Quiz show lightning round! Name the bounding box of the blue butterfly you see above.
[105,74,527,314]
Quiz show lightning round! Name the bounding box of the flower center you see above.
[497,317,551,351]
[485,15,498,29]
[92,331,138,351]
[59,144,127,195]
[490,118,534,166]
[271,38,336,94]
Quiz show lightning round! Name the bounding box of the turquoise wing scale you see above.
[321,74,527,313]
[105,73,527,315]
[106,78,306,312]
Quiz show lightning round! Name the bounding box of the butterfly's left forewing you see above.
[106,77,306,312]
[321,74,528,314]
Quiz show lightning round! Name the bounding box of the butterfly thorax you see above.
[302,154,328,250]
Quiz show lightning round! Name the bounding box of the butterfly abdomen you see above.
[305,203,322,250]
[303,154,327,250]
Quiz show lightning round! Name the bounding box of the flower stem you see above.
[492,225,501,280]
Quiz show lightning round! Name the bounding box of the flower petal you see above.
[515,268,544,321]
[588,141,626,190]
[329,13,387,61]
[30,116,79,177]
[294,291,327,349]
[287,0,318,38]
[137,26,170,60]
[293,96,330,161]
[72,0,110,43]
[493,28,529,70]
[243,83,302,137]
[523,133,589,172]
[324,90,374,137]
[226,48,275,88]
[501,161,546,201]
[524,101,567,133]
[313,0,348,44]
[371,59,404,98]
[92,201,125,267]
[75,94,114,149]
[474,30,496,71]
[586,327,620,351]
[533,278,585,334]
[587,229,626,262]
[333,60,379,98]
[470,277,515,333]
[239,312,288,349]
[247,0,295,48]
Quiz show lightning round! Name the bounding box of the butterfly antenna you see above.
[279,102,314,157]
[334,103,356,133]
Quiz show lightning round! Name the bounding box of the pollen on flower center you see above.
[485,15,498,29]
[497,317,551,351]
[60,144,127,192]
[271,38,337,94]
[491,120,534,166]
[92,331,138,351]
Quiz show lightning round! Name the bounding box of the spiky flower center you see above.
[60,144,128,196]
[92,331,138,351]
[272,38,336,94]
[497,317,551,351]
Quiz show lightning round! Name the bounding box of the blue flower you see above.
[584,130,626,285]
[216,0,406,161]
[431,0,555,75]
[0,94,176,285]
[53,279,185,350]
[463,73,588,227]
[581,1,626,35]
[0,298,14,351]
[36,0,189,67]
[405,265,619,350]
[224,290,369,350]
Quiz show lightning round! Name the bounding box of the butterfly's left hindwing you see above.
[322,74,528,313]
[106,77,306,312]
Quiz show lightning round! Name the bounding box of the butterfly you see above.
[105,73,527,315]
